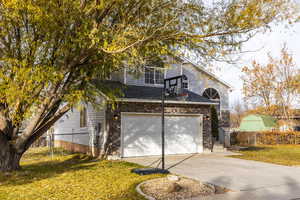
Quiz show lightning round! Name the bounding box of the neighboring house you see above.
[278,120,300,132]
[239,114,278,132]
[53,57,232,158]
[276,109,300,131]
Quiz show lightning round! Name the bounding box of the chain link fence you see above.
[31,132,98,157]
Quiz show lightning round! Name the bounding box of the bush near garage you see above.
[210,105,219,141]
[231,131,300,146]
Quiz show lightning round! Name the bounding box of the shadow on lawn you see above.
[21,147,70,161]
[0,154,98,186]
[238,146,271,152]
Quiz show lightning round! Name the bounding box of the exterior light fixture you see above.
[205,115,210,120]
[113,114,119,120]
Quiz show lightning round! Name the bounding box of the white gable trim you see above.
[179,57,232,89]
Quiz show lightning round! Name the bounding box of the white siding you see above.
[125,70,148,86]
[182,63,230,110]
[123,61,230,110]
[111,70,124,83]
[53,102,106,147]
[165,63,182,78]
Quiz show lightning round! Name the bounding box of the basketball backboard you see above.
[164,75,188,100]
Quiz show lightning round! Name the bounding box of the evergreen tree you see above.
[211,106,219,141]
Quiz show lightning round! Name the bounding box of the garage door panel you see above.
[123,115,162,157]
[165,116,201,154]
[122,114,203,157]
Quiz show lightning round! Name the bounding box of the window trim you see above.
[202,88,221,117]
[144,66,165,86]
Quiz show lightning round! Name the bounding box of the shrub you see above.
[211,105,219,140]
[232,131,300,146]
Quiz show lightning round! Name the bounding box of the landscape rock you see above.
[167,175,180,182]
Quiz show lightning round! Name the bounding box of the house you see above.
[239,114,278,132]
[52,57,232,158]
[276,109,300,131]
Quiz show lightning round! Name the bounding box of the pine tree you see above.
[211,106,219,141]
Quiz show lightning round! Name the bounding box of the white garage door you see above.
[121,113,203,157]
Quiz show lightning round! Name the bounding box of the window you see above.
[203,88,220,100]
[182,81,188,89]
[203,88,221,116]
[145,67,164,84]
[80,107,87,127]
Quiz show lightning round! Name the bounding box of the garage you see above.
[121,113,203,157]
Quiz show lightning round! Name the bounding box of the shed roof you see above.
[239,114,278,132]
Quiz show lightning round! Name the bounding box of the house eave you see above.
[177,56,233,89]
[117,98,219,105]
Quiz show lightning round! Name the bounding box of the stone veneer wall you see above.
[105,102,212,157]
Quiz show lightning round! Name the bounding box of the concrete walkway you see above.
[124,152,300,200]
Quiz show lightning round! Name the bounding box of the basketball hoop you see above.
[164,75,188,98]
[160,74,189,171]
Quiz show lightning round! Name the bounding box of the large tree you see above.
[242,46,300,119]
[230,99,245,128]
[0,0,296,171]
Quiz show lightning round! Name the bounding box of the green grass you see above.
[231,145,300,166]
[0,148,164,200]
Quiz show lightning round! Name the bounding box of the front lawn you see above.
[231,145,300,166]
[0,148,164,200]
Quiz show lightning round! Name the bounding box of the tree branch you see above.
[23,104,70,151]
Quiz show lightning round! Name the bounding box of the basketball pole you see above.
[161,80,166,170]
[132,75,187,175]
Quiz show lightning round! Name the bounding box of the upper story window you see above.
[203,88,220,100]
[144,67,164,85]
[203,88,221,116]
[182,80,188,89]
[80,107,87,128]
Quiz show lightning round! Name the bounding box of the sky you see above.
[213,22,300,109]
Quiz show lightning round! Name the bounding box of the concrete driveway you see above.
[124,152,300,200]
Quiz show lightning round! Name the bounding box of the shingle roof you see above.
[121,84,214,103]
[96,81,215,104]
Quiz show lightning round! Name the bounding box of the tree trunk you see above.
[0,134,23,172]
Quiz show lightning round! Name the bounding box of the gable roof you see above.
[177,56,232,89]
[239,114,278,132]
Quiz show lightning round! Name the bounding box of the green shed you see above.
[239,114,278,132]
